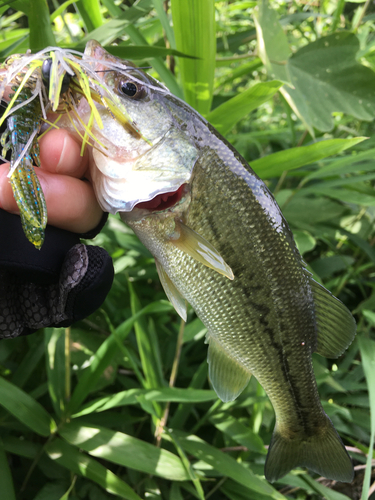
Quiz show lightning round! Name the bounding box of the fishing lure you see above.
[1,85,46,248]
[0,45,152,249]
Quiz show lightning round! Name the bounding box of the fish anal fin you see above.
[265,415,353,483]
[155,259,187,321]
[309,277,356,358]
[170,219,234,280]
[207,337,250,403]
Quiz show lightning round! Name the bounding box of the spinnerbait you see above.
[0,45,150,248]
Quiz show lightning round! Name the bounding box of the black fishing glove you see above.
[0,209,114,339]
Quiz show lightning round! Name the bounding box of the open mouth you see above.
[134,184,186,212]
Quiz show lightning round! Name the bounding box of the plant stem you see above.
[155,316,185,445]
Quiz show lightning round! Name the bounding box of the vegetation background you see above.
[0,0,374,499]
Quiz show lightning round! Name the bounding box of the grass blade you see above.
[73,387,217,417]
[129,282,165,389]
[208,81,283,135]
[59,421,190,481]
[165,431,286,499]
[252,138,366,179]
[75,0,103,32]
[152,0,175,48]
[358,336,375,500]
[210,412,266,454]
[171,0,216,114]
[0,377,56,436]
[45,328,66,417]
[0,437,16,500]
[66,300,173,415]
[45,437,142,500]
[28,0,55,49]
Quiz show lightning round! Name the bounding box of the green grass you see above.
[0,1,375,499]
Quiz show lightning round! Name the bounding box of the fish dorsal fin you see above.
[170,220,234,281]
[207,337,251,402]
[155,259,187,321]
[309,277,356,358]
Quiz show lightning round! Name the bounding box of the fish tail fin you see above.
[265,415,353,483]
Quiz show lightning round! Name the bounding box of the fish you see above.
[2,41,356,483]
[79,41,356,483]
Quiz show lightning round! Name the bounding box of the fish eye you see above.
[119,80,146,100]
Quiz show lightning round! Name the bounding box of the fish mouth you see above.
[134,184,187,212]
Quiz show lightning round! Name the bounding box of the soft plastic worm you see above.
[1,86,47,249]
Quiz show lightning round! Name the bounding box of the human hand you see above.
[0,105,113,339]
[0,127,103,234]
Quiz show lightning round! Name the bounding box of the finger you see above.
[0,163,103,233]
[39,128,89,177]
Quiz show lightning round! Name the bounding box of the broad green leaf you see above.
[255,1,375,133]
[252,138,366,179]
[59,422,190,481]
[293,230,316,255]
[66,300,173,415]
[286,32,375,132]
[302,474,352,500]
[0,438,16,500]
[165,431,286,499]
[73,387,217,417]
[45,438,142,500]
[310,255,355,279]
[28,0,55,49]
[254,1,290,83]
[210,412,266,454]
[0,376,56,436]
[358,337,375,500]
[207,81,283,135]
[280,194,347,229]
[171,0,216,114]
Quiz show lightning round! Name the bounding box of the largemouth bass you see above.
[53,41,358,482]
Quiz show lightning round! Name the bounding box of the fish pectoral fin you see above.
[155,259,187,321]
[265,415,353,483]
[170,219,234,280]
[309,277,356,358]
[207,337,251,403]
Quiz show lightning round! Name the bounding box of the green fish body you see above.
[84,41,356,483]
